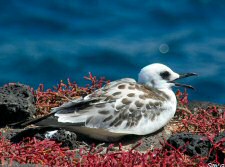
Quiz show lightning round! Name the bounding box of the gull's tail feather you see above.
[8,111,57,128]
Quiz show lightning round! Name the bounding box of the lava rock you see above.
[167,133,211,156]
[33,128,78,149]
[166,132,225,163]
[43,129,78,149]
[211,132,225,163]
[0,84,36,127]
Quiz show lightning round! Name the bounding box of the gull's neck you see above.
[144,82,177,105]
[158,87,177,107]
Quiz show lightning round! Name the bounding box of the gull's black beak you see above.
[170,73,197,90]
[176,73,198,80]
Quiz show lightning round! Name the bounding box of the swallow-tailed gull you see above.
[13,63,197,142]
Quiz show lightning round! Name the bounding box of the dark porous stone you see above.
[0,84,36,127]
[166,132,225,163]
[212,132,225,163]
[43,129,78,149]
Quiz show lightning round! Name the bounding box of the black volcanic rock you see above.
[166,132,225,163]
[166,133,211,157]
[0,84,36,127]
[43,129,78,149]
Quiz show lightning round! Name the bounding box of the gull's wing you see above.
[53,78,137,125]
[52,78,171,135]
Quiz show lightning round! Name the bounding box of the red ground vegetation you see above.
[0,74,224,166]
[35,73,109,116]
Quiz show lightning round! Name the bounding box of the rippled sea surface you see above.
[1,0,225,103]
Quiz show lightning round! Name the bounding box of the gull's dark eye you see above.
[160,71,170,80]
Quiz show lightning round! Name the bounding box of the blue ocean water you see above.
[1,0,225,103]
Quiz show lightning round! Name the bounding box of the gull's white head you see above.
[138,63,196,90]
